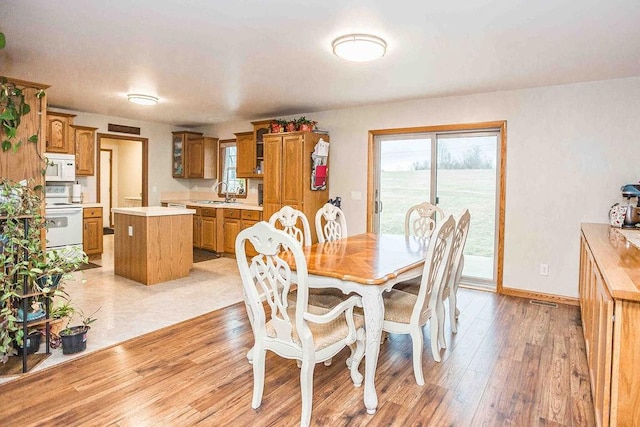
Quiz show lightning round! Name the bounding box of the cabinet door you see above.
[241,219,259,257]
[263,135,282,219]
[46,113,74,154]
[281,134,303,208]
[224,219,240,253]
[187,138,205,178]
[193,214,202,248]
[201,216,217,251]
[592,272,613,427]
[74,126,96,176]
[83,217,103,255]
[172,133,186,178]
[236,132,255,177]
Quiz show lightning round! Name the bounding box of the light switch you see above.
[128,225,133,236]
[351,191,362,200]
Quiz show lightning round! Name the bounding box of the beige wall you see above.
[205,76,640,299]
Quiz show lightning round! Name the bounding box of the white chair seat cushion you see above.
[288,288,349,309]
[383,289,431,324]
[393,277,421,294]
[265,303,364,351]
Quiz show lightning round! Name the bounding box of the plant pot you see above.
[15,332,41,355]
[286,122,297,132]
[36,273,62,290]
[299,123,313,132]
[60,326,89,355]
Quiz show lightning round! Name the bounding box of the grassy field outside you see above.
[379,169,496,259]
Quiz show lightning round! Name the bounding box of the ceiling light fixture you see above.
[127,94,158,105]
[332,34,387,62]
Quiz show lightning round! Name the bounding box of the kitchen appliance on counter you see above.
[45,153,76,182]
[620,184,640,228]
[45,184,83,251]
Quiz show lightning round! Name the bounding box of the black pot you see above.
[36,273,63,289]
[60,326,89,355]
[15,332,42,355]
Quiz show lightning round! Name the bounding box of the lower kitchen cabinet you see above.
[191,206,217,251]
[579,224,640,427]
[83,206,103,258]
[223,209,262,255]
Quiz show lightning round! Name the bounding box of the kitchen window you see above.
[218,140,247,198]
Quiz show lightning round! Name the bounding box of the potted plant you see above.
[296,116,317,132]
[48,299,75,349]
[31,245,88,295]
[286,120,297,132]
[59,306,99,355]
[270,119,287,133]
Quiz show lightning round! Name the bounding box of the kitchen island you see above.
[112,206,195,285]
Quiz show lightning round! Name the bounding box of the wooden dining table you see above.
[284,232,430,414]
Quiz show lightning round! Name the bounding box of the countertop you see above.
[581,223,640,301]
[112,206,196,217]
[161,199,263,211]
[82,202,103,208]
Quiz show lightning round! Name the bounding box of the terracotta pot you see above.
[299,123,313,132]
[286,122,297,132]
[270,124,281,133]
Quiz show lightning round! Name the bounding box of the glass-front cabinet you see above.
[172,131,203,178]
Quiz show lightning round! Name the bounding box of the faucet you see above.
[211,181,235,203]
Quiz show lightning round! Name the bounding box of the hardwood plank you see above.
[0,289,595,426]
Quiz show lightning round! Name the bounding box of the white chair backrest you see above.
[235,221,310,348]
[414,215,455,320]
[315,203,348,243]
[442,209,471,296]
[269,206,312,247]
[404,202,445,238]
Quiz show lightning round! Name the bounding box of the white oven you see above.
[45,184,83,250]
[45,153,76,182]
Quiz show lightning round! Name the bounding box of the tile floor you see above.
[0,235,244,384]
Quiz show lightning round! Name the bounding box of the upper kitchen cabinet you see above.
[46,111,76,154]
[235,131,255,178]
[73,125,98,176]
[187,136,218,179]
[263,131,329,243]
[236,120,271,178]
[172,131,201,178]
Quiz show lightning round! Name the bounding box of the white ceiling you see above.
[2,0,640,127]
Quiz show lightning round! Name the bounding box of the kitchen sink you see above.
[195,200,226,204]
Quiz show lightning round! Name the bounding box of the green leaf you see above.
[1,140,10,151]
[0,32,5,49]
[28,134,38,143]
[13,140,22,152]
[22,103,30,115]
[36,89,45,99]
[0,109,14,120]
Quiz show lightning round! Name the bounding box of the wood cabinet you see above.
[263,131,328,243]
[46,111,76,154]
[0,79,48,185]
[236,120,270,178]
[172,131,200,177]
[83,207,103,258]
[186,136,218,179]
[191,206,217,251]
[73,125,97,176]
[579,224,640,427]
[240,210,261,257]
[223,209,241,253]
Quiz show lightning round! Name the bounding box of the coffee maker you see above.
[621,184,640,228]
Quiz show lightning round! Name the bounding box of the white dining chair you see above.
[269,205,311,247]
[439,209,470,335]
[236,221,366,427]
[315,203,348,243]
[381,215,455,385]
[404,202,444,238]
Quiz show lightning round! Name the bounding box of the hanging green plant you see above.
[0,77,45,152]
[0,32,5,49]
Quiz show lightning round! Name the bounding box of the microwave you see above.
[45,153,76,182]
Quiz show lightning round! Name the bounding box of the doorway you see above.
[368,121,506,291]
[97,133,149,229]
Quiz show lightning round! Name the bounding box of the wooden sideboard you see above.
[579,223,640,426]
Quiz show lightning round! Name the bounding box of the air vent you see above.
[529,299,558,308]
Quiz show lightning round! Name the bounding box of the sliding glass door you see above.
[372,128,501,288]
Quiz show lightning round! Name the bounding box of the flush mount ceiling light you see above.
[332,34,387,62]
[127,94,158,105]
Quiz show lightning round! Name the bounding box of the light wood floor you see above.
[0,288,595,426]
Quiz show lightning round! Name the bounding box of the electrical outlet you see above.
[539,264,548,276]
[128,225,133,236]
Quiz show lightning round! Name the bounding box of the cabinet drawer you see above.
[241,210,261,221]
[224,209,241,219]
[201,208,217,217]
[83,207,102,218]
[187,206,201,215]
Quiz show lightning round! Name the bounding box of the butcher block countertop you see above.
[581,223,640,302]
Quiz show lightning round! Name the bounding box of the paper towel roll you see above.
[72,183,82,203]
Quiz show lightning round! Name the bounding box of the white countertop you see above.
[112,206,196,217]
[162,199,263,211]
[82,202,103,208]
